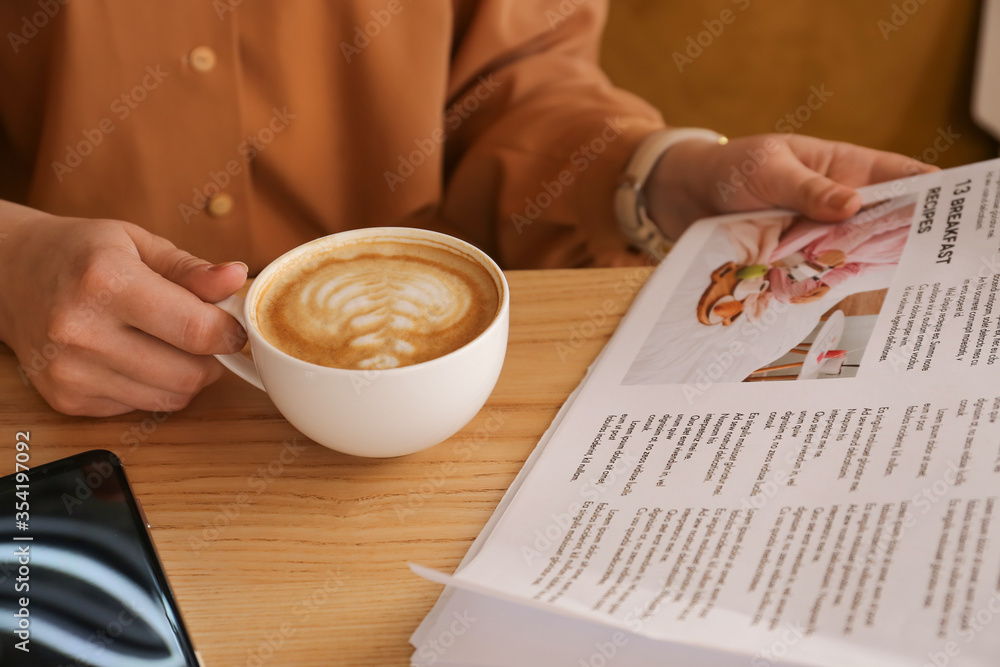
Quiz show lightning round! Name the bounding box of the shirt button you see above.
[207,193,234,217]
[188,46,217,73]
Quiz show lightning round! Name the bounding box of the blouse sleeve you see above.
[439,0,666,269]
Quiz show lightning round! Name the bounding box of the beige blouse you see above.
[0,0,665,271]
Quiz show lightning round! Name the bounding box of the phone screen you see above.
[0,449,200,666]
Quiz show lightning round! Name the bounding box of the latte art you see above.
[256,242,499,370]
[299,260,476,369]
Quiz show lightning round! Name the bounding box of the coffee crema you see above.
[255,240,500,370]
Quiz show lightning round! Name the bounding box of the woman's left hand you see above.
[643,133,937,240]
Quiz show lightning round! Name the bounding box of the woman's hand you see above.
[0,202,249,416]
[643,133,937,241]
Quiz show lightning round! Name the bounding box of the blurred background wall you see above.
[600,0,998,168]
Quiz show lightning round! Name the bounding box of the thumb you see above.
[184,260,250,303]
[126,225,249,303]
[753,150,863,223]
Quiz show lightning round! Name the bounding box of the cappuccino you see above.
[255,239,500,370]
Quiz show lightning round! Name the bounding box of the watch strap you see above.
[614,128,728,261]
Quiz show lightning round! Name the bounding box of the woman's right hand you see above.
[0,202,249,416]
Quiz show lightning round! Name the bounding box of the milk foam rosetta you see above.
[256,242,499,370]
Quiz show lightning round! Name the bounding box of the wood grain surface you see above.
[0,267,651,667]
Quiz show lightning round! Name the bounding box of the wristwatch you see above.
[614,127,728,261]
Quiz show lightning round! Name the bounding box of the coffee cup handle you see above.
[213,295,266,392]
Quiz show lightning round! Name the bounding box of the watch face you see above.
[0,450,199,666]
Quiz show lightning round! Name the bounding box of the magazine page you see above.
[413,159,1000,667]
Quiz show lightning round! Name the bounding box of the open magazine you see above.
[411,159,1000,667]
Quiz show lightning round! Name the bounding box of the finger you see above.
[188,261,250,303]
[748,147,863,222]
[94,325,226,397]
[34,352,204,417]
[126,225,249,303]
[851,148,938,185]
[29,368,134,417]
[786,136,938,187]
[95,238,247,356]
[95,372,200,415]
[112,268,248,355]
[60,397,135,418]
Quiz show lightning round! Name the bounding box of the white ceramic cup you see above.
[214,227,509,458]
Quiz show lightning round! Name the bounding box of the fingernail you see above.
[211,261,249,272]
[826,189,858,211]
[828,189,858,211]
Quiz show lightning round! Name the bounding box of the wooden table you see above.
[0,267,651,666]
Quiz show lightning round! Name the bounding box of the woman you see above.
[0,0,933,416]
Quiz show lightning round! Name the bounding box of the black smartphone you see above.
[0,448,201,666]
